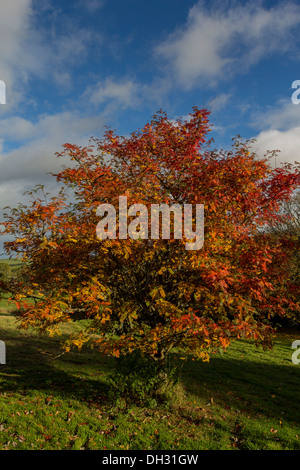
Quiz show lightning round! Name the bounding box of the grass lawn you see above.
[0,299,300,451]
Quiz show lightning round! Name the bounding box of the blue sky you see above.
[0,0,300,219]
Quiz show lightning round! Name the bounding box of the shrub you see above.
[108,351,183,406]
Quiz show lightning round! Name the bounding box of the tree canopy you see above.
[1,107,299,365]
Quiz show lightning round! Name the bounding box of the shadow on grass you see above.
[180,351,300,426]
[1,322,300,428]
[0,325,114,401]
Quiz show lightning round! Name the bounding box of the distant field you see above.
[0,258,23,267]
[0,259,23,309]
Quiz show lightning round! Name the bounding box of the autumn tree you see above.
[1,107,299,373]
[268,191,300,237]
[265,191,300,325]
[0,263,12,300]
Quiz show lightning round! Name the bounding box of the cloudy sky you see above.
[0,0,300,253]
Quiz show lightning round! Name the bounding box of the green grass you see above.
[0,258,23,266]
[0,305,300,450]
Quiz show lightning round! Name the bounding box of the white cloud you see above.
[250,98,300,132]
[0,0,102,110]
[85,75,174,114]
[155,1,300,89]
[0,179,36,212]
[209,93,232,112]
[0,117,36,141]
[89,78,137,106]
[0,111,104,191]
[248,98,300,167]
[253,127,300,168]
[86,77,147,112]
[0,0,57,110]
[51,29,98,69]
